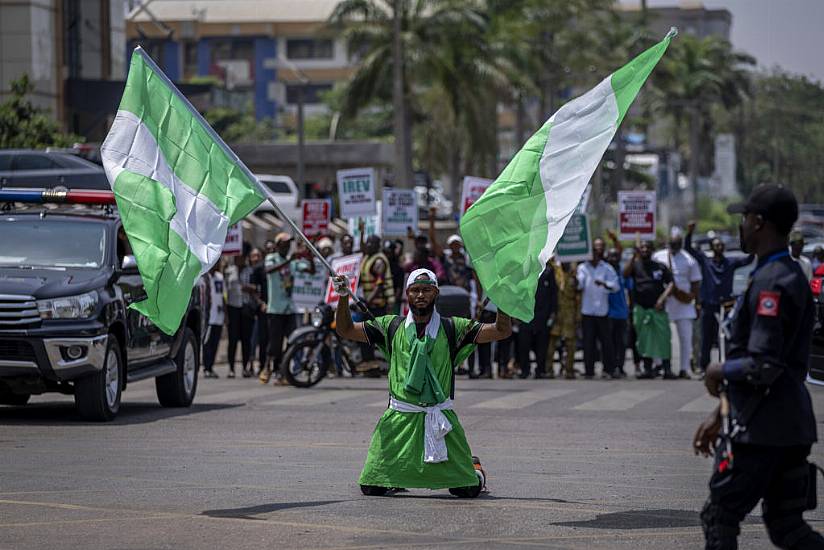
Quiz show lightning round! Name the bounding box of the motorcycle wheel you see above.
[280,338,330,388]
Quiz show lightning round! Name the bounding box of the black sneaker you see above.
[663,371,677,380]
[636,371,655,380]
[678,371,691,380]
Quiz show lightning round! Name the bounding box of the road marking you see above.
[471,389,574,409]
[573,390,664,411]
[196,388,280,404]
[678,394,719,412]
[257,390,375,407]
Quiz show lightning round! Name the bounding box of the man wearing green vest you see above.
[335,268,512,497]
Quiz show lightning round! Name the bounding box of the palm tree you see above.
[330,0,500,188]
[651,34,754,216]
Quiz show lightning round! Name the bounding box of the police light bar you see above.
[0,189,115,205]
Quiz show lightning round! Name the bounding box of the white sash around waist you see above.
[388,396,454,464]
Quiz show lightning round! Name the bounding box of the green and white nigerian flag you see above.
[101,48,265,334]
[461,29,676,322]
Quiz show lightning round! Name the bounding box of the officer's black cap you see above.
[727,184,798,234]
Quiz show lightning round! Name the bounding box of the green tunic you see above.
[359,315,481,489]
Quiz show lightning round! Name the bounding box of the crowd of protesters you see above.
[199,213,822,383]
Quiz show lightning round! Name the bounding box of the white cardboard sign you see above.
[382,188,418,236]
[618,191,656,241]
[460,175,493,217]
[337,167,377,219]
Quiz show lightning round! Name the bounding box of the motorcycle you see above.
[279,303,385,387]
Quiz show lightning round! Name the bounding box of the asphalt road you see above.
[1,367,823,549]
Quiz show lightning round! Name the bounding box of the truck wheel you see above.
[156,327,199,407]
[75,337,122,421]
[0,392,30,406]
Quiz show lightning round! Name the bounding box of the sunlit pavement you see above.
[1,366,822,549]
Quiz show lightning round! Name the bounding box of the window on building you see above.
[285,83,333,105]
[286,39,334,60]
[183,41,198,80]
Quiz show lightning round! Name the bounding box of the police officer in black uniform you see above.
[693,184,823,549]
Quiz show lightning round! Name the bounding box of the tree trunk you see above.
[515,92,526,148]
[689,105,701,220]
[392,0,414,187]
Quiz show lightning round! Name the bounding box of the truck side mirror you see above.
[121,255,139,275]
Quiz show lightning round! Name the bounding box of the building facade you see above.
[0,0,126,137]
[126,0,352,122]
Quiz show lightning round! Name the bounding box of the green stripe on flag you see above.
[113,170,202,335]
[460,122,552,321]
[118,52,263,224]
[611,29,676,126]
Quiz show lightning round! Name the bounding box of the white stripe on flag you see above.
[537,76,619,265]
[101,110,229,270]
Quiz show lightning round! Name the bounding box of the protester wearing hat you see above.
[653,226,702,379]
[317,237,335,259]
[789,230,813,281]
[694,184,822,549]
[333,269,511,496]
[261,232,312,384]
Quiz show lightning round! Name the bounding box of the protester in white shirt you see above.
[203,263,225,378]
[652,227,702,378]
[790,231,813,281]
[576,238,619,379]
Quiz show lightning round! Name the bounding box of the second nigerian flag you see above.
[461,29,676,321]
[101,48,265,334]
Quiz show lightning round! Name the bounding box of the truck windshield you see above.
[0,219,107,269]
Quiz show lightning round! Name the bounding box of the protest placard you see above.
[292,268,328,313]
[382,189,418,236]
[618,191,656,241]
[222,223,242,256]
[460,176,493,217]
[555,213,592,262]
[348,202,382,246]
[324,254,363,307]
[301,199,331,237]
[337,168,377,219]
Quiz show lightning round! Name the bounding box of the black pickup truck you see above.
[0,200,205,420]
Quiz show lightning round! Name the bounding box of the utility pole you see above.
[392,0,413,187]
[296,83,305,190]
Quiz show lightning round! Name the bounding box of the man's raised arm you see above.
[476,310,512,343]
[334,278,369,343]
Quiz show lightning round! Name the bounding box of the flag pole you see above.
[252,180,337,276]
[254,181,373,317]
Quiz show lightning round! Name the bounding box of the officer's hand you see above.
[704,363,724,397]
[693,409,721,457]
[333,275,350,296]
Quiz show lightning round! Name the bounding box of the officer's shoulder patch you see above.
[756,290,780,317]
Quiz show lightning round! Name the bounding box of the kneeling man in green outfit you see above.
[334,268,512,497]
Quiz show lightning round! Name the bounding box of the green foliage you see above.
[695,196,736,233]
[726,70,824,203]
[0,75,82,148]
[203,106,275,143]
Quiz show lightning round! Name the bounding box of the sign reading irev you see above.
[382,189,418,236]
[324,254,363,308]
[618,190,656,241]
[555,213,592,262]
[460,176,493,217]
[292,268,328,313]
[302,199,331,237]
[222,223,243,256]
[337,167,377,219]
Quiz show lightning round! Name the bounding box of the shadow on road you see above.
[0,402,241,426]
[202,500,349,520]
[555,509,702,530]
